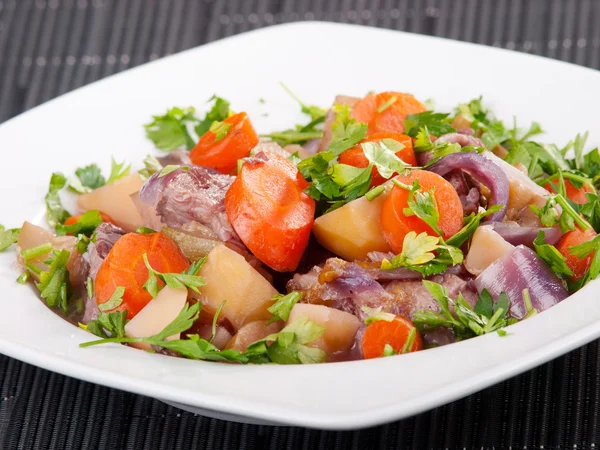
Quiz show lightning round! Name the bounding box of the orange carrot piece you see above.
[380,170,463,253]
[362,315,423,359]
[95,232,190,319]
[224,153,315,272]
[190,112,259,174]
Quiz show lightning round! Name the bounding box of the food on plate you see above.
[3,90,600,365]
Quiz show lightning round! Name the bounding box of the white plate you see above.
[1,22,600,430]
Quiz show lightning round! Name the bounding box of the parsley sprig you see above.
[143,255,206,298]
[403,111,455,138]
[0,225,19,252]
[36,249,71,312]
[261,83,326,146]
[533,231,574,279]
[267,291,302,324]
[144,96,231,151]
[413,281,515,339]
[393,179,442,235]
[380,231,463,276]
[81,302,327,365]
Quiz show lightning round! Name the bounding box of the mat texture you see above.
[1,0,600,449]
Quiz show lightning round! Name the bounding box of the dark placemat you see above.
[1,0,600,449]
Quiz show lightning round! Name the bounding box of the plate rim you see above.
[2,20,600,430]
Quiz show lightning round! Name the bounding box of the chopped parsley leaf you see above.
[403,111,455,138]
[195,96,231,137]
[143,254,206,298]
[106,157,131,184]
[413,281,512,340]
[55,210,102,237]
[362,139,410,179]
[209,120,232,142]
[98,286,125,312]
[36,249,71,311]
[45,173,71,228]
[145,106,199,151]
[0,225,19,252]
[268,291,302,324]
[380,231,463,276]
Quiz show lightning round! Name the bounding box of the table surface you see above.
[2,0,600,449]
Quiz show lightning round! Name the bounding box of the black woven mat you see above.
[1,0,600,448]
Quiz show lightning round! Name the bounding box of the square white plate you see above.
[2,22,600,430]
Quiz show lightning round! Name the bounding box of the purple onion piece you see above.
[456,128,475,136]
[436,132,485,148]
[427,152,509,222]
[485,223,563,247]
[138,167,184,205]
[473,245,569,319]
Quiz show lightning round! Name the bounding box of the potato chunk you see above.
[197,245,278,330]
[78,173,144,231]
[226,320,283,352]
[483,151,550,214]
[287,303,360,354]
[312,193,391,261]
[464,226,515,276]
[125,287,188,350]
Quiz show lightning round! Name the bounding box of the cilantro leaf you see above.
[383,231,438,267]
[106,157,131,184]
[36,249,71,311]
[209,120,232,142]
[298,151,372,213]
[582,149,600,188]
[0,225,19,252]
[280,83,327,121]
[413,127,434,152]
[569,242,600,290]
[400,327,417,354]
[529,197,560,228]
[145,106,198,151]
[55,210,102,237]
[81,305,326,365]
[81,310,128,339]
[256,316,328,364]
[98,286,125,312]
[261,86,325,146]
[45,173,71,228]
[362,139,410,179]
[382,344,397,357]
[571,131,589,172]
[568,234,600,259]
[380,231,463,275]
[403,111,455,138]
[195,96,231,137]
[414,281,513,339]
[139,155,163,181]
[73,164,105,192]
[480,120,510,150]
[267,291,302,324]
[328,104,368,156]
[533,230,575,278]
[397,180,442,236]
[362,306,396,325]
[143,254,205,297]
[474,289,493,318]
[445,204,503,247]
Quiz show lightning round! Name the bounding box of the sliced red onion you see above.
[456,128,475,136]
[427,152,509,222]
[473,245,568,319]
[485,223,563,247]
[436,132,485,148]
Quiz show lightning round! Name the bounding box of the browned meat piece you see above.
[385,273,478,321]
